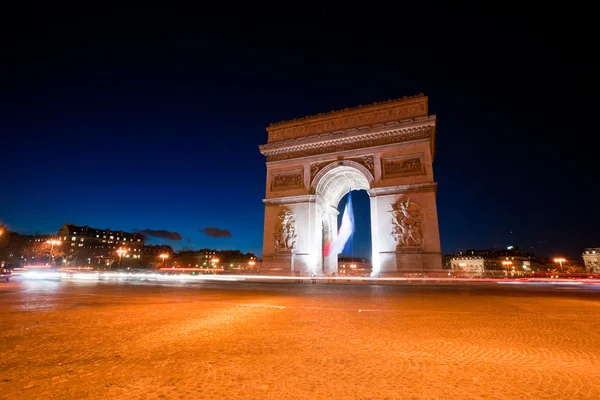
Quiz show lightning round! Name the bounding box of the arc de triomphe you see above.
[259,94,442,276]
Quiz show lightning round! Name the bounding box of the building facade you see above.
[445,247,534,276]
[56,224,145,264]
[337,257,372,276]
[143,245,174,255]
[0,232,53,267]
[176,249,258,270]
[450,256,485,275]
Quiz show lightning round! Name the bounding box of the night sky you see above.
[2,3,597,260]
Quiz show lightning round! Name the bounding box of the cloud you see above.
[200,227,232,238]
[139,229,182,241]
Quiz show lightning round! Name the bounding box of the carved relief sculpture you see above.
[310,162,329,181]
[264,126,433,162]
[271,170,303,191]
[390,197,423,248]
[310,156,374,183]
[274,207,297,251]
[382,154,424,178]
[362,155,374,173]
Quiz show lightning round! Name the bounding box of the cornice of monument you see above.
[260,119,436,163]
[261,115,435,150]
[263,194,317,205]
[267,93,427,132]
[371,182,438,196]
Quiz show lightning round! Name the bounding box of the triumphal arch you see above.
[259,94,442,276]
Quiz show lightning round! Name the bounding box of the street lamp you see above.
[501,260,513,276]
[46,239,62,267]
[116,248,128,270]
[159,253,169,266]
[553,257,566,272]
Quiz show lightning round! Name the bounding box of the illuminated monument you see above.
[259,94,442,276]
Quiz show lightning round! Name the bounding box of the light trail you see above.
[15,270,600,287]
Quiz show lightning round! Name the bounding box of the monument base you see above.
[261,251,294,275]
[375,250,442,277]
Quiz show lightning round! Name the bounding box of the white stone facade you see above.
[260,95,442,276]
[450,256,485,275]
[582,248,600,273]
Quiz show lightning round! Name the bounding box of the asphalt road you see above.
[1,278,600,399]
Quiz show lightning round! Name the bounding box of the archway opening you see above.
[335,190,372,276]
[313,163,374,276]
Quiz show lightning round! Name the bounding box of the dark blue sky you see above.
[1,3,598,260]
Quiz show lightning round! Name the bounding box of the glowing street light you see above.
[116,248,128,270]
[159,253,169,266]
[553,257,566,272]
[46,239,62,267]
[501,260,513,275]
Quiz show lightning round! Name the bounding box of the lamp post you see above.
[46,239,62,267]
[159,253,168,267]
[116,248,128,270]
[501,260,513,276]
[553,257,566,272]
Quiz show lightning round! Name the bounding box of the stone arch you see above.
[260,95,442,277]
[312,160,374,208]
[310,161,376,276]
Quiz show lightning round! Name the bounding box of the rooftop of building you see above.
[445,247,535,259]
[59,223,143,239]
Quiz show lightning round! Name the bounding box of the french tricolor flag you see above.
[324,192,354,256]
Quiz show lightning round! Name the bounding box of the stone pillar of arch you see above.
[260,94,442,276]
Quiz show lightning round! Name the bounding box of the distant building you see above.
[582,248,600,273]
[26,234,53,244]
[56,223,145,264]
[176,249,258,270]
[338,257,372,276]
[143,244,174,255]
[444,247,534,275]
[0,232,54,267]
[450,256,484,275]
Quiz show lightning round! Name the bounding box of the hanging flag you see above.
[324,191,354,256]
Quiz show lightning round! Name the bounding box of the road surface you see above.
[1,278,599,399]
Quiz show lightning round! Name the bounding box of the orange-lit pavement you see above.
[1,279,600,399]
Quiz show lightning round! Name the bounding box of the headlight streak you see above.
[15,271,600,287]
